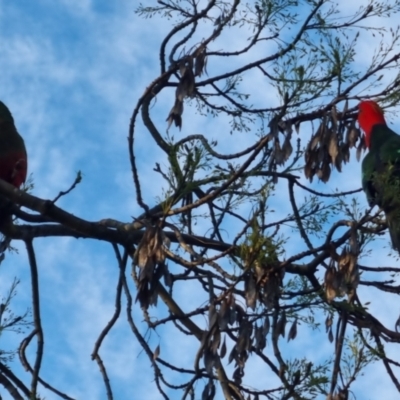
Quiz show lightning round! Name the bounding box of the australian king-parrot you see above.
[0,101,27,220]
[358,100,400,251]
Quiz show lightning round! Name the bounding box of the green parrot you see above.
[0,101,27,188]
[358,100,400,251]
[0,102,27,223]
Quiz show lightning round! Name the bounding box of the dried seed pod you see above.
[274,139,286,166]
[277,120,286,133]
[175,82,187,102]
[254,324,267,350]
[338,246,359,301]
[218,299,230,330]
[325,314,333,332]
[295,119,301,134]
[220,336,227,358]
[233,367,244,385]
[261,276,280,310]
[341,142,350,163]
[245,273,257,310]
[304,162,314,181]
[268,116,281,139]
[254,260,265,284]
[331,106,339,130]
[316,167,324,180]
[214,13,223,26]
[320,122,330,145]
[328,130,339,166]
[349,226,359,255]
[134,225,168,309]
[282,134,293,161]
[338,247,354,275]
[237,319,252,353]
[229,306,237,326]
[276,310,287,338]
[201,379,215,400]
[153,344,160,360]
[176,67,196,100]
[347,265,359,301]
[285,121,293,135]
[194,46,207,77]
[324,264,339,302]
[235,303,246,325]
[135,226,157,269]
[328,326,334,343]
[309,130,322,151]
[317,145,326,165]
[179,58,187,76]
[166,98,184,130]
[334,150,343,172]
[345,124,360,148]
[203,348,216,375]
[210,329,221,354]
[287,318,298,341]
[209,303,218,329]
[321,161,331,183]
[263,315,270,336]
[163,265,172,287]
[342,99,349,116]
[228,345,237,365]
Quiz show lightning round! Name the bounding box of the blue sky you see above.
[1,2,167,399]
[2,1,400,399]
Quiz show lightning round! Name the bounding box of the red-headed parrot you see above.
[358,100,400,251]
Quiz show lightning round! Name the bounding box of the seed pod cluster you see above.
[241,228,284,310]
[200,291,272,390]
[166,45,208,130]
[242,255,285,311]
[133,225,170,309]
[267,118,294,173]
[304,105,365,183]
[325,314,334,343]
[324,240,359,303]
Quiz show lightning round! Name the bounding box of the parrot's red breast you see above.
[0,152,27,188]
[0,102,27,189]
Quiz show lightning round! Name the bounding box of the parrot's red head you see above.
[358,100,386,148]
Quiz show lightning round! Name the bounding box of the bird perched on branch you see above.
[358,100,400,251]
[0,101,27,222]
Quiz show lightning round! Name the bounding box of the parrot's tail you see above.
[386,211,400,252]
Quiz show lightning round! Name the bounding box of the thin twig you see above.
[25,239,44,397]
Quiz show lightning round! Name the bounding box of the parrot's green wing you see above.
[361,151,376,207]
[362,125,400,250]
